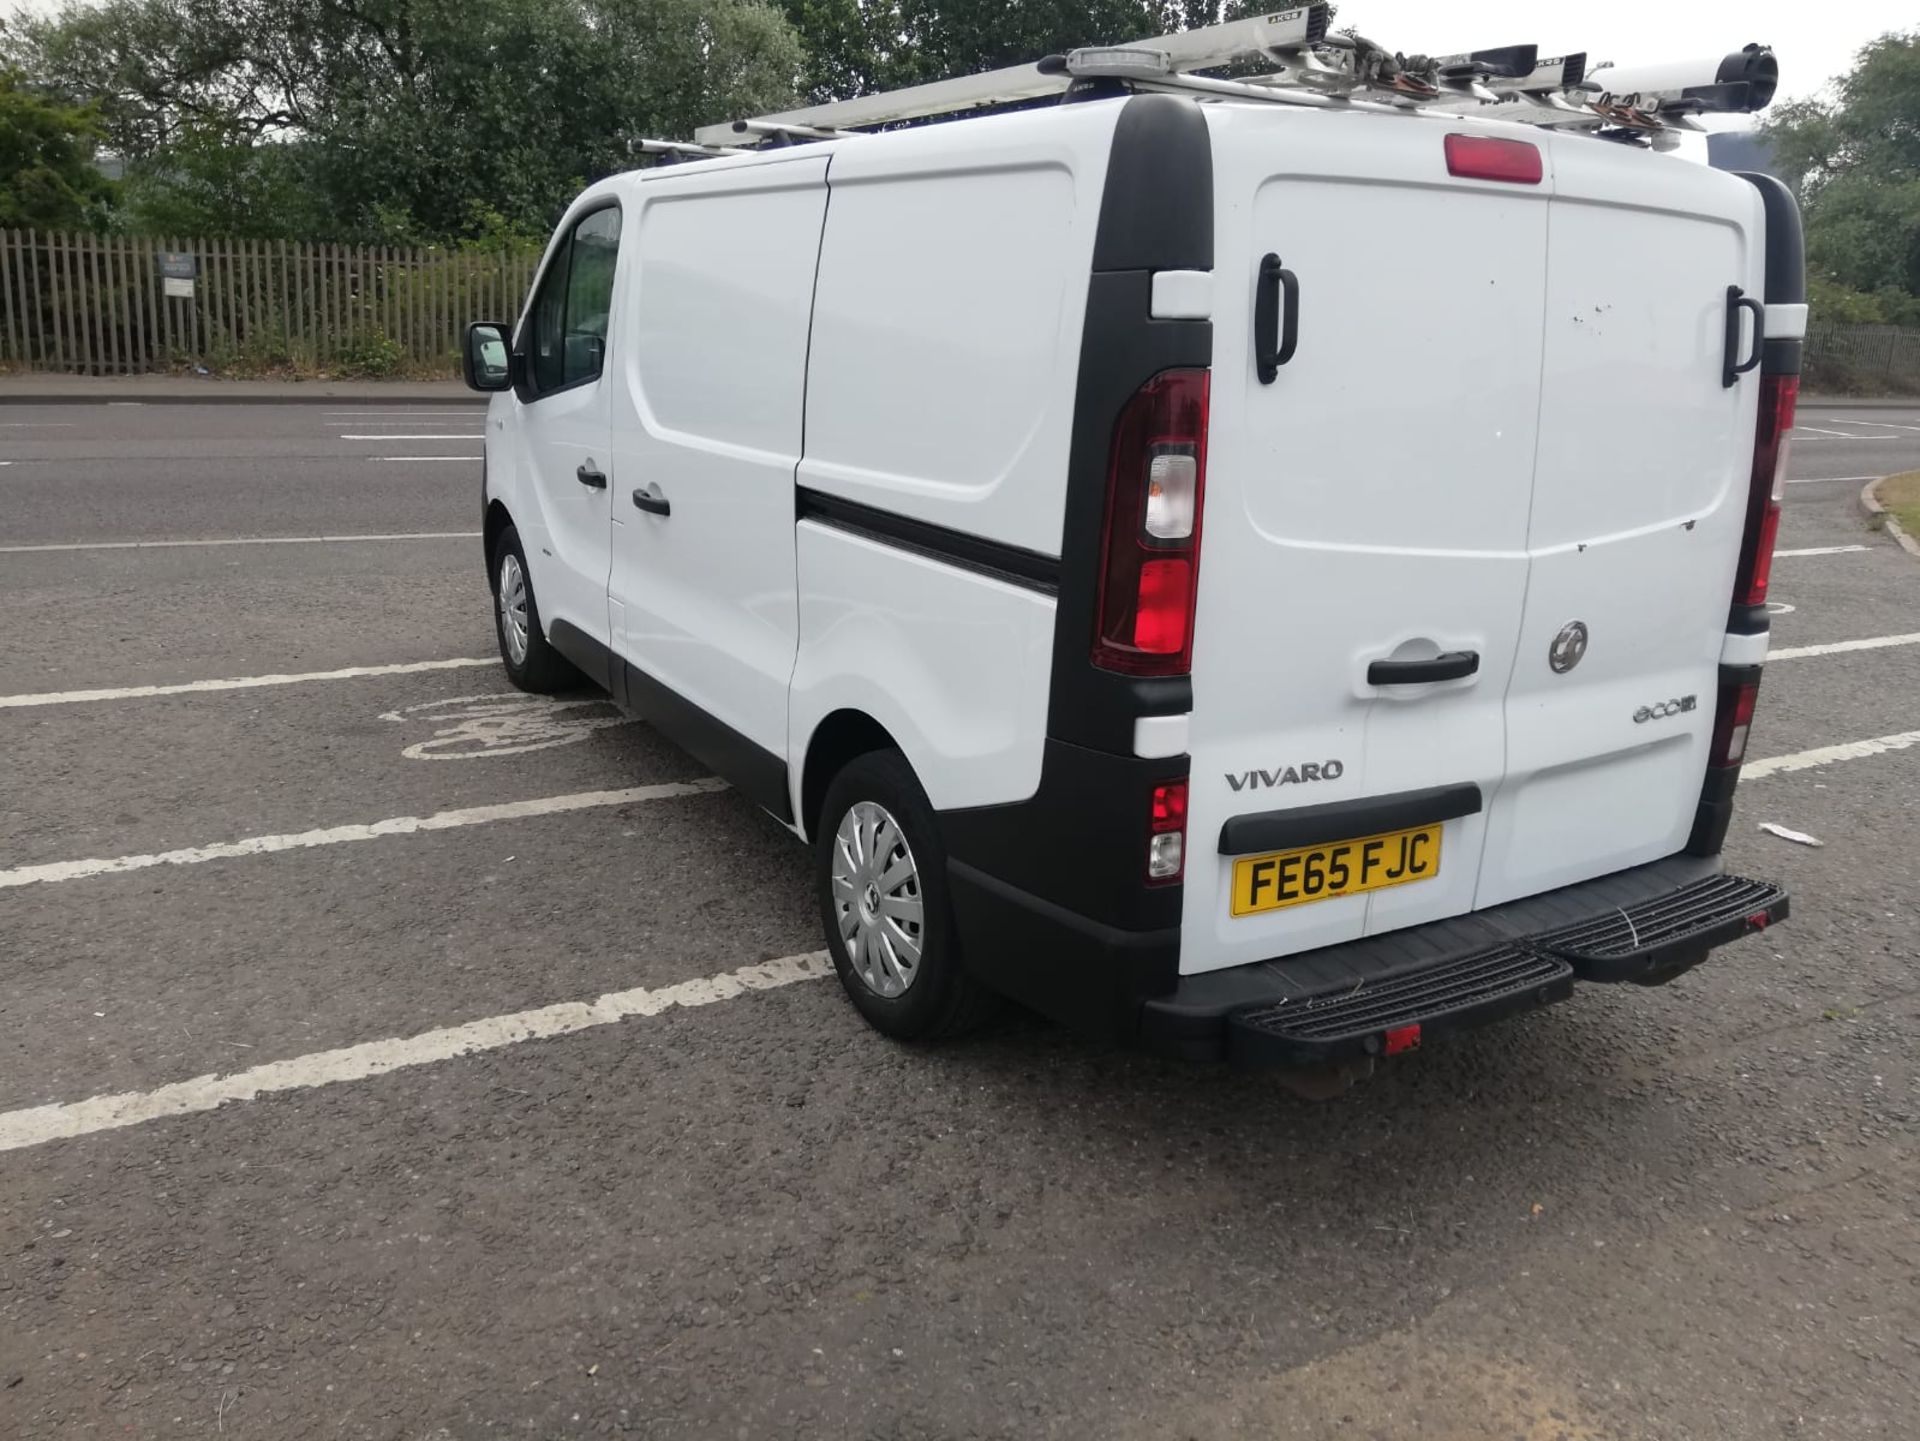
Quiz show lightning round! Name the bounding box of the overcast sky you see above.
[0,0,1908,106]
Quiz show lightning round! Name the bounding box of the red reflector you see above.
[1710,676,1761,769]
[1133,557,1193,654]
[1747,912,1771,930]
[1445,133,1543,185]
[1150,780,1188,831]
[1385,1024,1422,1056]
[1737,374,1799,607]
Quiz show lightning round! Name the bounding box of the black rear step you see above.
[1538,873,1788,982]
[1228,945,1574,1068]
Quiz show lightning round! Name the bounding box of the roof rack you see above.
[689,9,1776,153]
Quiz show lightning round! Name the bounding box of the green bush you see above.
[335,330,405,378]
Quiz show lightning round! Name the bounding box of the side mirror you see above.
[463,321,512,392]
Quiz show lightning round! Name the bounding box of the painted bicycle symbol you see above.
[380,693,632,760]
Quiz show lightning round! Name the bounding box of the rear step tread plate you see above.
[1538,873,1788,980]
[1229,945,1574,1068]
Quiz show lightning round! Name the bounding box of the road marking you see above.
[340,433,484,441]
[0,531,479,554]
[1793,426,1856,438]
[0,779,727,890]
[324,410,488,417]
[1791,436,1901,442]
[1744,729,1920,781]
[1771,632,1920,661]
[0,952,833,1153]
[0,657,497,710]
[381,693,631,759]
[375,455,479,462]
[1787,475,1877,485]
[0,422,74,427]
[1773,544,1867,557]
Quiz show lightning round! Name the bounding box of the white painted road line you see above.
[0,952,833,1153]
[0,421,74,427]
[0,657,497,710]
[0,531,480,554]
[1744,728,1920,782]
[1771,632,1920,662]
[1792,436,1901,442]
[0,779,728,890]
[1787,475,1878,485]
[324,410,488,417]
[1773,544,1868,557]
[339,433,484,441]
[375,455,480,462]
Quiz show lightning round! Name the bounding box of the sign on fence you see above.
[157,250,197,300]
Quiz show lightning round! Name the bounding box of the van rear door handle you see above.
[631,486,671,517]
[1723,285,1765,388]
[575,462,607,489]
[1254,253,1301,384]
[1368,651,1480,685]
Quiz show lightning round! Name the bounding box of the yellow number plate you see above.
[1231,824,1442,917]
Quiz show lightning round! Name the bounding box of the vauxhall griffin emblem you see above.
[1549,621,1589,675]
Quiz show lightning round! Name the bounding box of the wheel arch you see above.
[483,499,514,587]
[800,709,902,843]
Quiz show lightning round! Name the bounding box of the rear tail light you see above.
[1093,369,1209,675]
[1736,374,1798,607]
[1710,674,1760,768]
[1147,780,1188,884]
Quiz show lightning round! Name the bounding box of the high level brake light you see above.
[1735,374,1798,608]
[1093,369,1210,676]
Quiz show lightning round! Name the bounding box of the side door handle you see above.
[1254,252,1301,385]
[575,462,607,490]
[631,486,671,517]
[1368,651,1480,685]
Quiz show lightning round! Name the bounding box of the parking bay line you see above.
[0,952,832,1153]
[0,656,498,709]
[1743,728,1920,781]
[0,531,480,554]
[339,433,483,441]
[1771,632,1920,662]
[0,779,728,890]
[1773,544,1867,557]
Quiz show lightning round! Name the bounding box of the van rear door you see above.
[1476,141,1765,906]
[1182,110,1550,976]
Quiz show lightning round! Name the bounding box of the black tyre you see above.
[816,749,999,1041]
[490,524,577,694]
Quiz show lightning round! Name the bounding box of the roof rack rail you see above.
[691,11,1774,153]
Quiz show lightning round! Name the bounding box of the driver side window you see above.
[527,204,622,397]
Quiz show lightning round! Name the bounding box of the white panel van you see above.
[463,79,1801,1073]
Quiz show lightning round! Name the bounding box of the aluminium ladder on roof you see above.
[685,6,1772,154]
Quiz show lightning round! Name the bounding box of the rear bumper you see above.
[949,852,1787,1066]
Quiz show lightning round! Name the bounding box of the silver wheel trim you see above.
[830,800,926,999]
[498,552,530,667]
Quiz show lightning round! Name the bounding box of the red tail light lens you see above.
[1710,675,1761,768]
[1147,780,1188,884]
[1093,370,1209,675]
[1737,374,1798,607]
[1445,133,1543,185]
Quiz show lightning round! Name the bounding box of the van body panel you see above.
[789,524,1056,817]
[799,107,1115,557]
[1181,109,1550,976]
[1477,140,1765,905]
[607,157,829,763]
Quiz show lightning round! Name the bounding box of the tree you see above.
[0,70,115,229]
[5,0,804,241]
[1767,31,1920,308]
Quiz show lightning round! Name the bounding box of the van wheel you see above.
[490,525,575,694]
[816,750,999,1041]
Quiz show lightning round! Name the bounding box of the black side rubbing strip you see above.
[1090,94,1213,273]
[1220,784,1484,857]
[797,487,1060,595]
[620,661,793,824]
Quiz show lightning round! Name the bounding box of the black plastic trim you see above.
[620,660,792,824]
[547,616,618,694]
[1542,874,1787,979]
[1090,95,1213,272]
[1737,172,1806,311]
[796,488,1060,596]
[1727,601,1772,637]
[1220,784,1483,856]
[1686,764,1742,856]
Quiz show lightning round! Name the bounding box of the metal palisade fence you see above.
[1803,323,1920,396]
[0,230,540,376]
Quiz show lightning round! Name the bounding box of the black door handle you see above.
[1368,651,1480,685]
[575,463,607,489]
[1254,252,1301,385]
[631,488,671,517]
[1723,286,1765,387]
